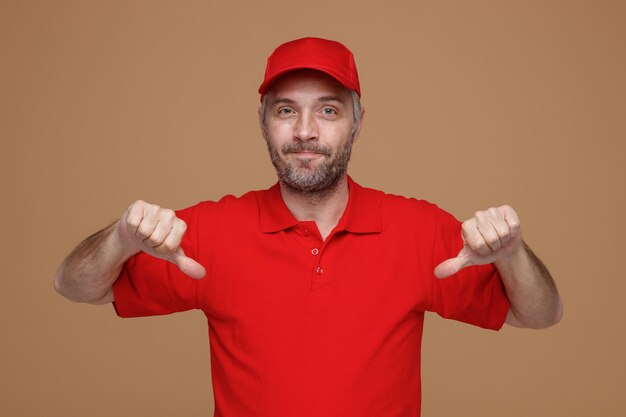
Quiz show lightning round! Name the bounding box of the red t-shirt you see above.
[113,177,510,417]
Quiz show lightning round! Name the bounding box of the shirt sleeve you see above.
[111,204,201,318]
[427,206,511,330]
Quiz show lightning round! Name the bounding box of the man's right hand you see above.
[117,200,206,279]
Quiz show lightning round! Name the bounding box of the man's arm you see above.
[496,241,562,328]
[434,205,562,329]
[54,200,205,304]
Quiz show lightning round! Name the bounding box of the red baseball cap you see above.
[258,37,361,100]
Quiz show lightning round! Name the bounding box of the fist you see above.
[434,205,522,279]
[117,200,206,279]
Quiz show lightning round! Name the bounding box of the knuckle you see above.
[125,216,139,229]
[466,235,481,248]
[161,208,175,218]
[504,205,520,219]
[470,240,482,251]
[163,240,179,252]
[136,227,151,239]
[468,236,489,253]
[136,222,155,237]
[149,230,165,243]
[129,200,148,215]
[151,245,168,255]
[477,244,491,255]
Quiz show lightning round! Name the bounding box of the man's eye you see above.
[278,108,293,114]
[322,108,337,115]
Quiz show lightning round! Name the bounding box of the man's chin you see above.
[281,171,325,190]
[279,169,345,194]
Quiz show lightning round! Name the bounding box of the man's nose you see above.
[293,112,318,142]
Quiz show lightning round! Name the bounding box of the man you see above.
[54,37,562,417]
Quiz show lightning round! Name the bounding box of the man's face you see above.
[261,70,362,193]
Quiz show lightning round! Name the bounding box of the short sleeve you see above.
[112,204,201,318]
[427,207,511,330]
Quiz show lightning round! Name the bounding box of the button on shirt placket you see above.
[311,245,329,292]
[299,225,330,291]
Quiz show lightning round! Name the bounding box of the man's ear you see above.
[352,107,365,142]
[258,107,268,140]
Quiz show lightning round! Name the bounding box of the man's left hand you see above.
[434,205,523,279]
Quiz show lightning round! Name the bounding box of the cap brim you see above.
[258,65,360,97]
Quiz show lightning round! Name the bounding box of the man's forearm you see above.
[54,221,136,304]
[54,200,206,304]
[495,241,563,329]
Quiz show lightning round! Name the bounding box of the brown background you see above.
[1,0,624,416]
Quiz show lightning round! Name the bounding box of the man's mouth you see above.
[289,151,323,156]
[283,146,331,157]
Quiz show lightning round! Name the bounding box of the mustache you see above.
[281,143,332,156]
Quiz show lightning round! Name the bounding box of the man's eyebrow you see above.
[270,96,346,106]
[317,95,345,103]
[270,98,296,106]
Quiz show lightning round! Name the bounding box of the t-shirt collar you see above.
[259,176,382,234]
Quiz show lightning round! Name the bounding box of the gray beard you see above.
[266,137,353,200]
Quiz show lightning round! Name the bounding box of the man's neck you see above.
[279,175,350,241]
